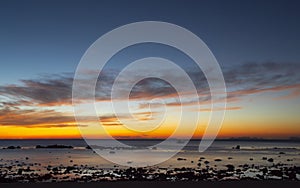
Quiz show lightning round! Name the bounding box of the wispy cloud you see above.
[99,111,157,126]
[198,106,242,112]
[0,61,299,128]
[99,114,123,126]
[0,107,87,128]
[0,74,73,106]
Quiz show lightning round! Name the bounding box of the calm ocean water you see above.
[0,139,299,169]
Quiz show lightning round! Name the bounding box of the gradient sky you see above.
[0,0,300,139]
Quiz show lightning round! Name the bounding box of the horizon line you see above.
[0,137,299,141]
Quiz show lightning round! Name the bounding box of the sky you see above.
[0,0,300,139]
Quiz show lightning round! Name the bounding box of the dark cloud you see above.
[0,74,73,106]
[129,78,179,100]
[222,62,300,101]
[224,62,300,91]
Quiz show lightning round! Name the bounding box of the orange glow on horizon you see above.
[1,120,299,139]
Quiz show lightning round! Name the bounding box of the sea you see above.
[0,139,299,170]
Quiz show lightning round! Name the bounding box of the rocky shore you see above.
[0,159,299,182]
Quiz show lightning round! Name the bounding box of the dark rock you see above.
[261,167,268,174]
[38,174,53,181]
[256,174,264,179]
[270,169,282,177]
[86,145,92,149]
[5,146,21,149]
[64,166,75,173]
[52,167,59,172]
[226,164,235,171]
[36,144,73,149]
[176,171,195,180]
[17,169,23,175]
[267,158,274,162]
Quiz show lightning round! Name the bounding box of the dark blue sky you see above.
[0,0,300,84]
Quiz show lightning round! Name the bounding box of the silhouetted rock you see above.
[36,145,73,149]
[37,174,53,181]
[261,167,268,174]
[270,169,282,177]
[226,164,235,171]
[4,146,21,149]
[85,145,92,149]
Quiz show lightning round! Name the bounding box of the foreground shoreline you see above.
[1,181,300,188]
[1,165,299,182]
